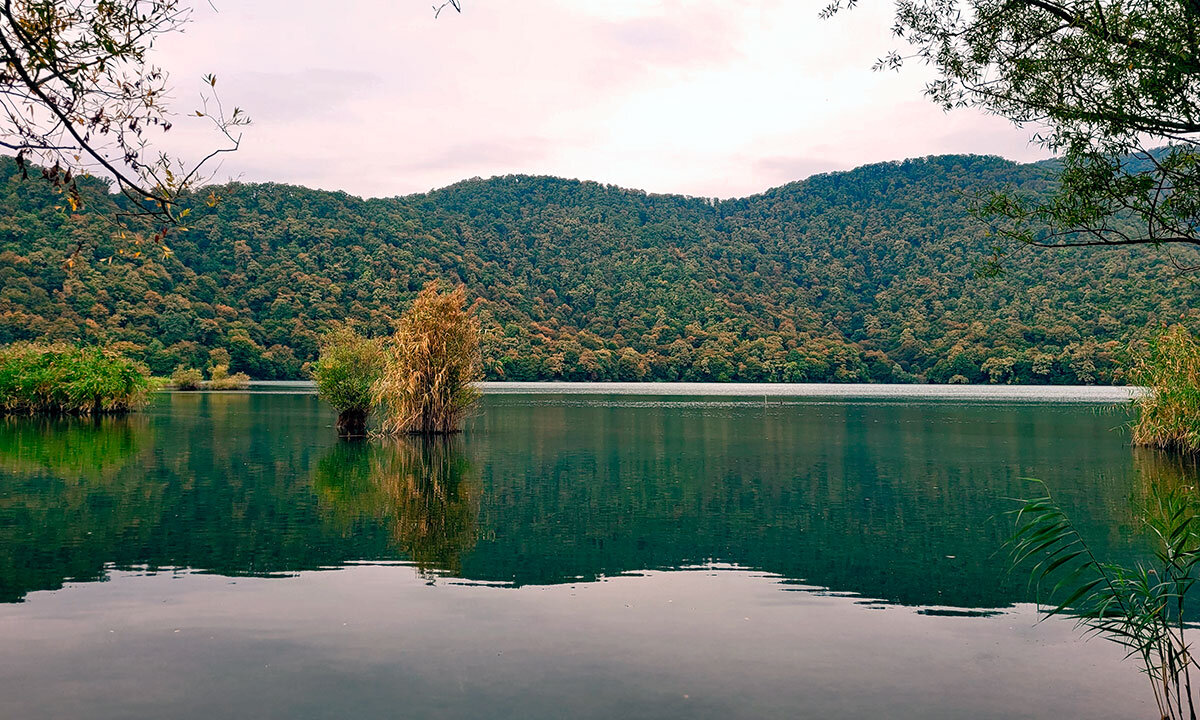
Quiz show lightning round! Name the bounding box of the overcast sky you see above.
[150,0,1050,199]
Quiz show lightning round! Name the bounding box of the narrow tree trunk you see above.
[336,409,368,437]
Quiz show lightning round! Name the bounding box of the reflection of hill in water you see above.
[0,393,1174,607]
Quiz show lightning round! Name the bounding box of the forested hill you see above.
[0,154,1195,383]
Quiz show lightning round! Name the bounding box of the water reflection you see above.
[1132,447,1200,496]
[0,415,162,602]
[0,414,150,480]
[314,438,479,577]
[0,393,1183,607]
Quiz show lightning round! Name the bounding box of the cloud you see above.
[754,156,849,187]
[141,0,1048,199]
[394,138,553,176]
[603,9,742,69]
[226,69,385,123]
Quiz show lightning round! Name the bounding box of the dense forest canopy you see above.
[0,154,1195,384]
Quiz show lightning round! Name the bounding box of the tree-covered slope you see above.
[0,154,1194,383]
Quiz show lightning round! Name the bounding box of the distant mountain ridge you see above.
[0,154,1194,383]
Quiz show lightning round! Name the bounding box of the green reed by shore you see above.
[0,343,151,415]
[1012,477,1200,720]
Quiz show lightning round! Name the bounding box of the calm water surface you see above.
[0,388,1180,718]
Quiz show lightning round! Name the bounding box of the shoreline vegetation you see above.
[169,349,251,392]
[169,364,250,391]
[0,343,151,415]
[1131,326,1200,454]
[220,378,1147,396]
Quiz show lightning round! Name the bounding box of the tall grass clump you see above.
[206,364,250,390]
[171,366,203,390]
[1131,325,1200,454]
[0,343,151,414]
[312,327,384,436]
[1011,480,1200,720]
[372,282,482,435]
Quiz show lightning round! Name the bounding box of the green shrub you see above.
[207,364,250,391]
[312,327,384,436]
[0,342,151,414]
[1131,325,1200,453]
[171,366,204,391]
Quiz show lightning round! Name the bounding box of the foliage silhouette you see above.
[824,0,1200,264]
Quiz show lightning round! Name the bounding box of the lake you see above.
[0,386,1172,718]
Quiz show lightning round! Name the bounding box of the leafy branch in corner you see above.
[0,0,250,263]
[823,1,1200,269]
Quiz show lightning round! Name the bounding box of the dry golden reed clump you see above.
[372,282,482,435]
[206,364,251,391]
[1131,325,1200,454]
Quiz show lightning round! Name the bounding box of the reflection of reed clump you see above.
[0,414,148,482]
[1132,447,1200,500]
[314,437,479,577]
[0,414,162,602]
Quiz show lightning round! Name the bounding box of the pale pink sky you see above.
[150,0,1049,199]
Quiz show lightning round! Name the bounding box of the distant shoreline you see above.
[178,381,1145,403]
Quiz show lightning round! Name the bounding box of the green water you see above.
[0,391,1178,718]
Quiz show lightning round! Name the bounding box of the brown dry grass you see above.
[1131,325,1200,454]
[372,282,482,435]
